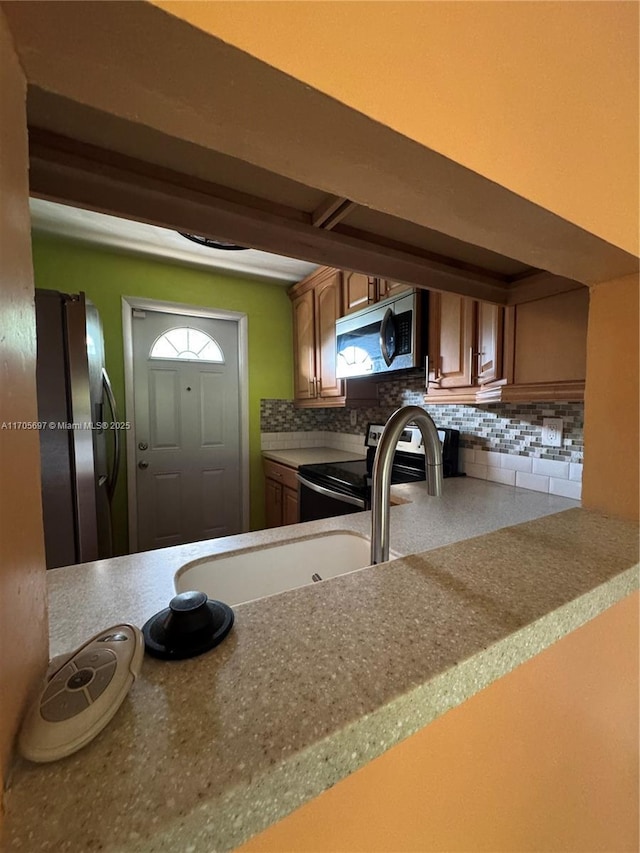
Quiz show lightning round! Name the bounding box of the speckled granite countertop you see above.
[3,480,638,852]
[262,447,365,467]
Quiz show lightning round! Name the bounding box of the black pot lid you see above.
[142,591,234,660]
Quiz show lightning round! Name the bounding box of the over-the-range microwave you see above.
[335,289,428,379]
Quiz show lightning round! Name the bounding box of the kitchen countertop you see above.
[4,480,638,852]
[262,447,365,467]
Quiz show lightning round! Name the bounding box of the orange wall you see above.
[237,592,640,852]
[0,9,48,790]
[583,274,639,520]
[156,0,639,256]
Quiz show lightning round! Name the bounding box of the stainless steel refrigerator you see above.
[35,290,120,568]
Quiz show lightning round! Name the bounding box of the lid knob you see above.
[142,591,234,660]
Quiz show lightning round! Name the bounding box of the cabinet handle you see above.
[469,350,485,381]
[433,356,442,381]
[308,378,314,397]
[468,346,474,383]
[317,377,322,395]
[367,277,376,304]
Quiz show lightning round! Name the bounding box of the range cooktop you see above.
[297,422,460,503]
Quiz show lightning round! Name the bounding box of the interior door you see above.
[132,309,242,551]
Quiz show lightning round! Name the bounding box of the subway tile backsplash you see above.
[261,375,584,499]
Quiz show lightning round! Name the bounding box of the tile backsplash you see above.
[261,374,584,500]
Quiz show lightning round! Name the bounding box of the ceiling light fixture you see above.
[178,232,250,251]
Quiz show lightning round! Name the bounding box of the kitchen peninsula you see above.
[3,479,638,852]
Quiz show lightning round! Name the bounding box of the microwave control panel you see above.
[395,311,413,355]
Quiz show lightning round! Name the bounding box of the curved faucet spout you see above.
[370,405,443,565]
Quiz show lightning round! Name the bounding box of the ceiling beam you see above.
[29,130,510,303]
[311,196,358,230]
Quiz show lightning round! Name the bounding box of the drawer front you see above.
[263,459,299,491]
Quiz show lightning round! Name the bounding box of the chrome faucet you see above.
[370,405,443,564]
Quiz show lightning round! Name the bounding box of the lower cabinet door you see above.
[282,486,299,526]
[265,477,282,528]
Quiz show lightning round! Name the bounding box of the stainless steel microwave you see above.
[335,290,427,378]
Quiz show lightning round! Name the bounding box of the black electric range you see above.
[297,423,459,522]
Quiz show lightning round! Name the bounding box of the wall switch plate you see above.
[542,417,563,447]
[349,409,358,428]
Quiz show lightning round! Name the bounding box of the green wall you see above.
[31,234,294,554]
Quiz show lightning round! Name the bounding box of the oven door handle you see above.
[297,475,366,509]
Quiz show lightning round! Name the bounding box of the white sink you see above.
[176,531,392,606]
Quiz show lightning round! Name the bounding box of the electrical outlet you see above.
[542,417,563,447]
[349,409,358,428]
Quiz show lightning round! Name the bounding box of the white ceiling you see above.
[29,198,319,284]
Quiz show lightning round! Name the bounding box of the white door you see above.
[132,309,242,551]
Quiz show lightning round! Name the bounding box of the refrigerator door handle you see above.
[102,368,121,502]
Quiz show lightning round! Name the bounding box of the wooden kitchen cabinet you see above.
[342,271,375,314]
[425,284,588,404]
[377,278,413,300]
[428,291,475,387]
[290,267,380,409]
[291,288,316,401]
[281,487,300,526]
[290,267,343,405]
[511,288,588,385]
[314,271,344,399]
[341,271,412,315]
[427,292,503,395]
[495,286,588,401]
[476,300,503,385]
[263,458,299,528]
[264,476,283,529]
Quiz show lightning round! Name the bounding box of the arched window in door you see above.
[149,327,225,363]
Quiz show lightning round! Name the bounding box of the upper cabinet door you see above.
[476,301,503,385]
[342,271,375,314]
[429,291,475,387]
[378,279,412,300]
[291,289,315,400]
[315,271,343,398]
[513,288,588,384]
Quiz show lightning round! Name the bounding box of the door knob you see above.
[138,461,149,470]
[138,441,148,451]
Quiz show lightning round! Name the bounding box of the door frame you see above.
[122,295,250,552]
